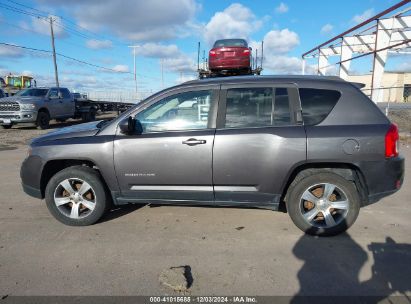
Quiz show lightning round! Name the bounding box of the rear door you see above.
[212,83,306,207]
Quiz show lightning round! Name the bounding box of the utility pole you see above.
[128,45,139,95]
[49,16,59,88]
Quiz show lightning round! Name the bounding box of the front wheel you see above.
[45,166,109,226]
[36,111,50,129]
[286,171,360,236]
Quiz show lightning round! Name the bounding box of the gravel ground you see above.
[388,109,411,143]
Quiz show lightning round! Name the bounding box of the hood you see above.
[0,95,43,103]
[31,120,103,144]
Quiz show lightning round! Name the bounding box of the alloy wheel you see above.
[299,183,349,228]
[53,178,96,219]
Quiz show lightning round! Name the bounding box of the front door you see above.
[114,87,219,203]
[46,88,63,117]
[58,88,75,118]
[213,84,306,207]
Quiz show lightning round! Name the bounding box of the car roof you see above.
[181,75,346,87]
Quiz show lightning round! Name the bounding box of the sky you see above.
[0,0,409,99]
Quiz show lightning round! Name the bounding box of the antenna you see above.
[260,40,264,69]
[197,42,200,71]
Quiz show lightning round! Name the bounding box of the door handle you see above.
[182,138,207,146]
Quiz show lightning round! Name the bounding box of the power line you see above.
[3,0,124,45]
[0,42,132,74]
[0,42,162,80]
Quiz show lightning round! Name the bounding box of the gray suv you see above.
[20,76,404,236]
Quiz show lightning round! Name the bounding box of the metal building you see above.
[302,0,411,103]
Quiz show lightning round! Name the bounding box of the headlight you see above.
[20,104,36,110]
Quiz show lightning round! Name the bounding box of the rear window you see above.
[213,39,248,48]
[299,88,341,125]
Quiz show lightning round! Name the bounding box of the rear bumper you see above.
[360,156,404,205]
[209,58,250,70]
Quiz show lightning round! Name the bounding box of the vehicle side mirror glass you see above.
[119,116,143,135]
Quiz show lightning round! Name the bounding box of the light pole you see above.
[128,45,139,96]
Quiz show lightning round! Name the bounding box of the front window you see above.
[15,88,48,97]
[136,90,212,132]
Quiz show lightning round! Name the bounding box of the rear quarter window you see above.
[299,88,341,125]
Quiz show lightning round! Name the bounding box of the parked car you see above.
[208,39,252,75]
[0,87,97,129]
[0,88,5,99]
[20,75,404,236]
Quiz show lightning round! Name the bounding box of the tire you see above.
[1,125,12,129]
[45,166,109,226]
[36,111,50,129]
[89,108,96,121]
[286,171,360,236]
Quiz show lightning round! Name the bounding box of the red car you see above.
[208,39,251,75]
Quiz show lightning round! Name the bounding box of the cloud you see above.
[86,39,113,49]
[275,2,288,14]
[264,55,302,74]
[0,43,24,58]
[249,28,309,74]
[20,15,67,38]
[135,43,180,58]
[38,0,198,42]
[320,23,333,35]
[352,8,374,24]
[252,29,299,55]
[203,3,262,46]
[163,56,197,73]
[111,64,129,73]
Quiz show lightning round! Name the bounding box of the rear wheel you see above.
[286,171,360,236]
[36,111,50,129]
[45,166,108,226]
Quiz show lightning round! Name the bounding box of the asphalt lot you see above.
[0,121,410,298]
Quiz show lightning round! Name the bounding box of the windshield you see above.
[213,39,248,48]
[15,88,48,97]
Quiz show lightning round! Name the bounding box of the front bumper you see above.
[360,156,405,205]
[20,154,44,199]
[0,111,37,124]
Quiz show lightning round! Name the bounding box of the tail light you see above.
[385,123,399,158]
[242,49,251,56]
[209,50,217,57]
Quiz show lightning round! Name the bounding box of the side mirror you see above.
[119,116,143,135]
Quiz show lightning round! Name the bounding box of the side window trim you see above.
[217,83,300,129]
[129,85,220,133]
